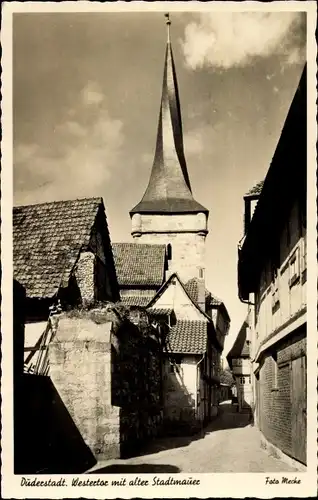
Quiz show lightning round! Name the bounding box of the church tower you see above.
[130,14,209,284]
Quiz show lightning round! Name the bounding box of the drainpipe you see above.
[195,353,205,422]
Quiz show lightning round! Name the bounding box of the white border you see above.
[1,2,317,498]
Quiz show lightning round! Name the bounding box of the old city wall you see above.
[49,307,163,461]
[49,314,118,460]
[111,308,163,456]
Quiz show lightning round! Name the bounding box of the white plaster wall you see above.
[153,278,207,321]
[254,235,306,354]
[24,321,47,362]
[232,358,251,376]
[178,359,197,397]
[163,357,198,420]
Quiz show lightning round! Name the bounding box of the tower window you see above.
[198,268,205,279]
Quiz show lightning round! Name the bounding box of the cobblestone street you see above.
[89,402,299,474]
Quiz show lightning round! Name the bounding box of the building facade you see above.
[227,319,253,411]
[238,66,307,465]
[147,273,227,429]
[13,197,120,373]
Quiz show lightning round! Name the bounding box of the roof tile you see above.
[113,243,166,286]
[185,278,223,308]
[165,320,207,354]
[147,307,173,317]
[120,294,154,307]
[13,197,102,299]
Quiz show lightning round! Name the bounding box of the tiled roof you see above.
[245,180,264,197]
[227,319,250,363]
[165,320,207,355]
[13,197,102,299]
[147,307,173,317]
[185,278,223,308]
[112,243,166,286]
[120,294,154,307]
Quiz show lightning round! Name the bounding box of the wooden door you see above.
[291,355,307,464]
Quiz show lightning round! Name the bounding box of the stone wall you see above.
[74,251,95,307]
[49,314,116,459]
[115,307,163,455]
[132,214,207,284]
[49,305,163,461]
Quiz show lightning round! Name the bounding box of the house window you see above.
[289,248,300,287]
[198,267,205,279]
[302,237,307,272]
[240,377,245,385]
[271,277,280,311]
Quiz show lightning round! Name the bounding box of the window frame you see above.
[289,248,300,288]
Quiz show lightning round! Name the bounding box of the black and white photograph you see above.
[1,2,317,498]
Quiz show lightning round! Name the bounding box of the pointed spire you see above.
[131,14,208,215]
[165,12,171,44]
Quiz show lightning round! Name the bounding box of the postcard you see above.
[1,1,317,498]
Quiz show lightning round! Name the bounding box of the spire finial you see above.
[165,13,171,43]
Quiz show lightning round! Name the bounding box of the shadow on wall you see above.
[162,365,198,436]
[14,374,96,474]
[90,463,180,474]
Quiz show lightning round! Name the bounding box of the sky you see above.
[13,10,306,356]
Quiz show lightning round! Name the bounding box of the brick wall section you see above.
[74,251,95,307]
[258,327,306,460]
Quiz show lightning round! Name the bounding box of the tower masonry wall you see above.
[134,213,208,233]
[132,213,207,283]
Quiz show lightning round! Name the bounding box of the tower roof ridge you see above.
[130,16,208,216]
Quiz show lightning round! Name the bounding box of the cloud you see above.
[14,82,124,205]
[181,12,306,70]
[184,129,204,156]
[81,80,105,106]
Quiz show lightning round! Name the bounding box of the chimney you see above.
[197,267,206,312]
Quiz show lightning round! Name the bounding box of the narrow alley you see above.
[88,402,298,474]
